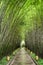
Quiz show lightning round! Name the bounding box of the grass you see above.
[0,57,8,65]
[0,48,20,65]
[37,58,43,65]
[29,51,43,65]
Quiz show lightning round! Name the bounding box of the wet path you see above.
[7,48,36,65]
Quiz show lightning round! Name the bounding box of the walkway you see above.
[7,48,36,65]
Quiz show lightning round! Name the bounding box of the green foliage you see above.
[0,0,43,59]
[0,48,20,65]
[30,51,43,65]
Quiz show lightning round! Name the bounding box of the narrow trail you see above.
[7,48,36,65]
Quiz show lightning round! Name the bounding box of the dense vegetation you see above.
[0,0,43,59]
[25,0,43,58]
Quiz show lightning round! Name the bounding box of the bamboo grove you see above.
[0,0,43,58]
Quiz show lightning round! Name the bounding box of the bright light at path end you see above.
[20,40,25,47]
